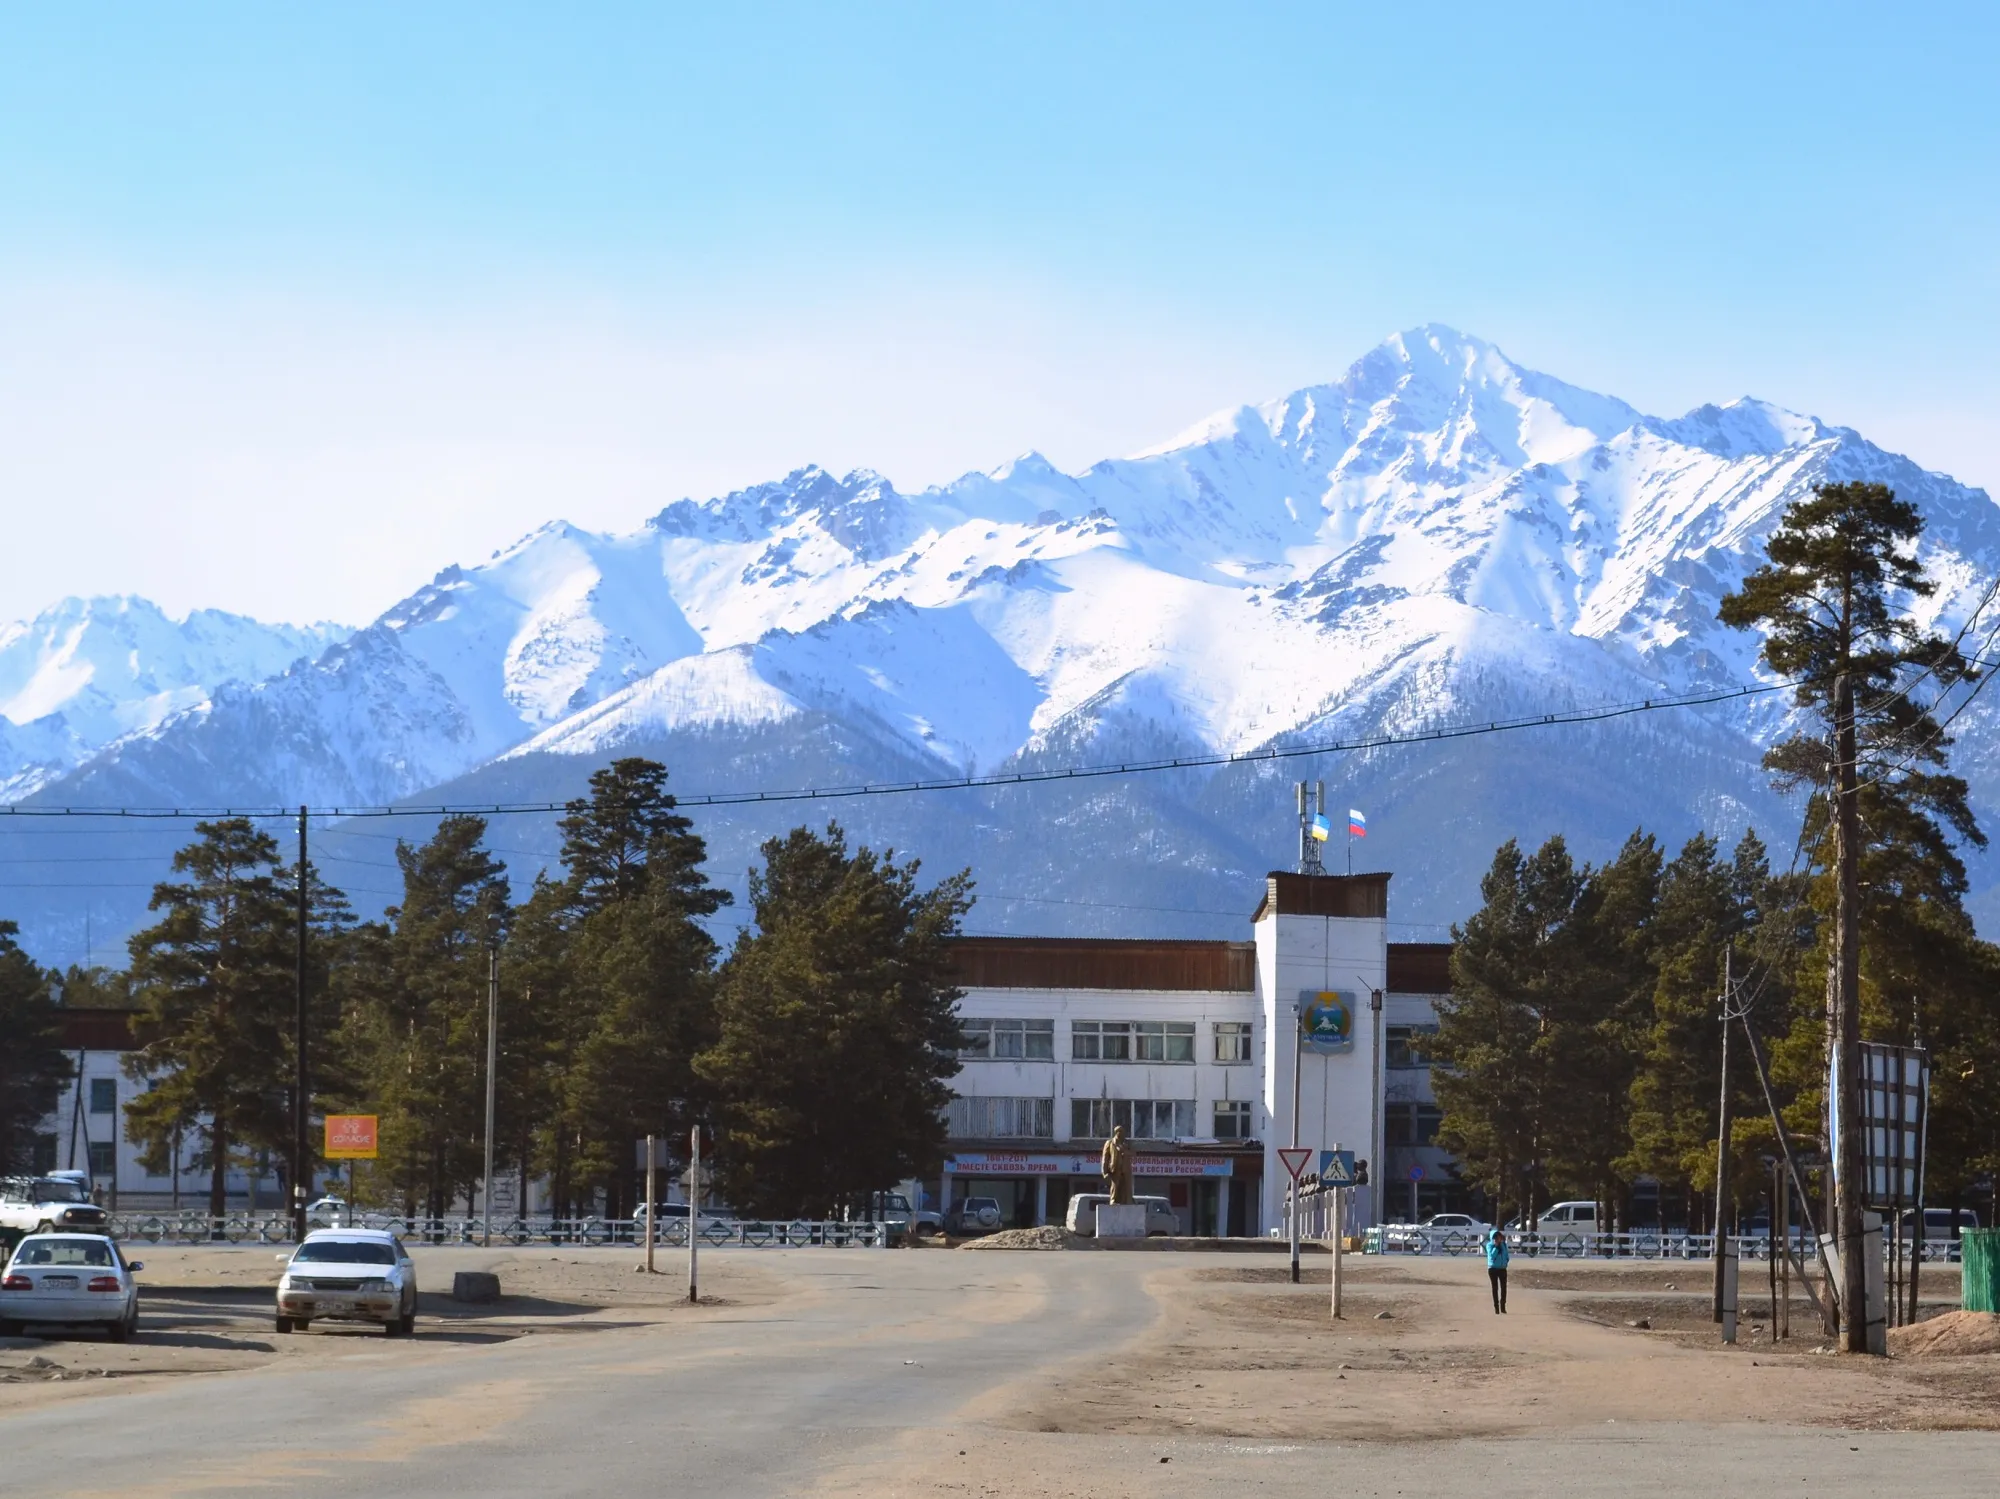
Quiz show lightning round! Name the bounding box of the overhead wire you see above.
[0,675,1798,821]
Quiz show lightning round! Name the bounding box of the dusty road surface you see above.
[0,1247,1996,1496]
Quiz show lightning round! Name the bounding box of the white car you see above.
[276,1229,418,1336]
[0,1175,112,1237]
[1385,1213,1494,1253]
[0,1233,143,1342]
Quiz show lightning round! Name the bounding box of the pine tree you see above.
[1622,833,1768,1227]
[522,758,730,1217]
[1721,480,1982,1348]
[351,816,509,1219]
[1547,831,1658,1225]
[123,819,301,1216]
[698,824,970,1218]
[0,922,70,1173]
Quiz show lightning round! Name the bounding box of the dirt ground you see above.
[982,1257,2000,1442]
[0,1243,780,1409]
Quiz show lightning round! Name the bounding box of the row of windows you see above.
[1385,1103,1444,1145]
[1386,1025,1438,1069]
[960,1019,1255,1064]
[946,1096,1257,1142]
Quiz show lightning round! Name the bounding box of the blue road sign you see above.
[1319,1149,1355,1186]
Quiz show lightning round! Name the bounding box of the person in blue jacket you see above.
[1485,1227,1510,1313]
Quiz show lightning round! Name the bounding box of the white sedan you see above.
[276,1229,417,1336]
[0,1233,143,1341]
[1385,1213,1493,1253]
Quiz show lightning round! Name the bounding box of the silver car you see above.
[276,1229,417,1336]
[0,1233,142,1341]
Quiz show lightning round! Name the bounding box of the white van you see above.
[1535,1201,1599,1235]
[1064,1194,1179,1237]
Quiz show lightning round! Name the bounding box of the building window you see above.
[1386,1103,1445,1146]
[947,1096,1055,1139]
[1072,1021,1194,1063]
[89,1078,118,1114]
[1070,1098,1195,1141]
[958,1019,1055,1061]
[1386,1025,1438,1069]
[1213,1101,1253,1139]
[1213,1022,1253,1063]
[88,1141,116,1178]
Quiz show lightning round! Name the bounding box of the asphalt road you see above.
[5,1248,1156,1497]
[4,1250,1999,1497]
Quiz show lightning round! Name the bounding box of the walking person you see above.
[1486,1227,1510,1313]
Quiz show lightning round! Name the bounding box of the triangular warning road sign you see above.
[1277,1146,1314,1182]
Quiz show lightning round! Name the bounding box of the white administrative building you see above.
[939,871,1458,1235]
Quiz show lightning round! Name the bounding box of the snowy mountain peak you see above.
[0,595,350,797]
[1650,397,1833,459]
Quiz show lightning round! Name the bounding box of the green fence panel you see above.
[1963,1228,2000,1313]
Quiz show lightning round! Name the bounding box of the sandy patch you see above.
[0,1244,785,1410]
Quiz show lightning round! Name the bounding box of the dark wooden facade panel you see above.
[57,1008,140,1052]
[1387,942,1452,995]
[947,937,1256,992]
[1252,872,1391,921]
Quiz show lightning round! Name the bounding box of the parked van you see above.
[1535,1201,1600,1235]
[1064,1194,1179,1237]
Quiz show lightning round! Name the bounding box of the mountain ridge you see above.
[4,325,1996,963]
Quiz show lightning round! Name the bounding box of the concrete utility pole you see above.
[688,1125,703,1304]
[1712,947,1733,1323]
[293,805,310,1244]
[1830,672,1868,1352]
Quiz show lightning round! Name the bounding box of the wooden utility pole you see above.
[643,1134,657,1275]
[1712,947,1733,1323]
[482,946,498,1248]
[1830,672,1868,1352]
[293,806,310,1244]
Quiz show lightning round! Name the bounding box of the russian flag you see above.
[1348,809,1367,838]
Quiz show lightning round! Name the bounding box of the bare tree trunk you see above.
[1832,671,1869,1353]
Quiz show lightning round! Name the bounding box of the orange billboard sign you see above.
[325,1114,379,1160]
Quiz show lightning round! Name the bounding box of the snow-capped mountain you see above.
[0,597,348,799]
[7,326,1998,964]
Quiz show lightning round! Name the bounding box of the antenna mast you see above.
[1296,779,1327,875]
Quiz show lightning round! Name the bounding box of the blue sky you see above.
[3,3,1995,623]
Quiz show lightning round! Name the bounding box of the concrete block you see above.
[452,1271,502,1303]
[1094,1204,1147,1239]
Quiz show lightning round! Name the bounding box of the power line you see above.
[0,676,1795,821]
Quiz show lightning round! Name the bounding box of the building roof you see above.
[1250,872,1391,922]
[946,936,1256,992]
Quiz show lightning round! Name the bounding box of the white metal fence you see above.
[1359,1225,1966,1262]
[94,1212,888,1249]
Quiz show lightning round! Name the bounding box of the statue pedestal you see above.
[1095,1203,1147,1239]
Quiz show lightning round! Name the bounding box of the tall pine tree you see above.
[0,922,69,1173]
[352,815,510,1218]
[123,819,301,1216]
[699,824,969,1218]
[1722,479,1985,1345]
[520,758,730,1216]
